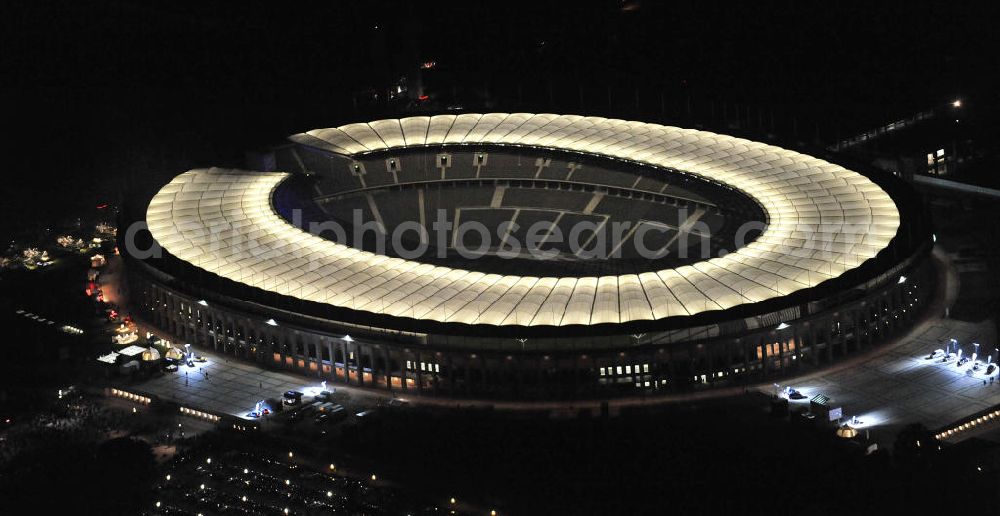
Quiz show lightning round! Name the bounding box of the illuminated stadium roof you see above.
[146,114,900,327]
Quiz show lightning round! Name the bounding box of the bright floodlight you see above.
[776,322,790,330]
[952,99,962,108]
[265,318,278,326]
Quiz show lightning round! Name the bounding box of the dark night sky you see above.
[2,0,998,241]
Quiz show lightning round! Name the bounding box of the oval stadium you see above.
[122,113,933,400]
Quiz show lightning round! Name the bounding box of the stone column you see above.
[464,356,472,396]
[740,338,750,377]
[573,355,581,395]
[407,351,424,394]
[480,354,489,393]
[776,334,786,372]
[866,309,874,347]
[339,340,349,384]
[839,317,848,356]
[809,325,819,366]
[823,322,833,363]
[851,310,861,351]
[326,341,335,380]
[792,328,803,367]
[760,335,770,377]
[355,342,365,387]
[446,354,456,395]
[705,344,715,380]
[514,356,525,397]
[433,354,441,396]
[384,347,393,393]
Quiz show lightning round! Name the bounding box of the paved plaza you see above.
[131,351,379,419]
[781,318,998,434]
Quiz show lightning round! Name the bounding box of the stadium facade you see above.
[123,114,933,399]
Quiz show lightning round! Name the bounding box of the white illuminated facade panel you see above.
[147,114,901,327]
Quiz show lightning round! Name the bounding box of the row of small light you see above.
[935,409,1000,440]
[110,388,151,405]
[179,406,220,422]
